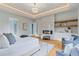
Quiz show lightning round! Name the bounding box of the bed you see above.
[0,37,40,56]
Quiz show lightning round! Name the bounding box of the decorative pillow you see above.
[73,38,79,45]
[62,36,74,48]
[62,38,71,45]
[0,34,10,49]
[20,35,28,38]
[3,33,16,45]
[71,35,79,46]
[72,35,79,40]
[64,43,73,56]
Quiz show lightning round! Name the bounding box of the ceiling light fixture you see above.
[32,3,38,14]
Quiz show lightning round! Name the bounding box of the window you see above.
[9,17,17,34]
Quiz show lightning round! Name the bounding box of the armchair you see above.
[56,43,73,56]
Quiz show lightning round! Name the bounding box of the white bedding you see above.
[0,37,40,56]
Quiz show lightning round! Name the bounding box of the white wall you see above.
[0,9,78,36]
[17,17,33,36]
[55,10,78,34]
[36,10,78,34]
[55,10,77,21]
[0,10,33,36]
[32,22,38,34]
[36,15,54,35]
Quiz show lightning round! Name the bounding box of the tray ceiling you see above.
[0,3,77,19]
[5,3,66,15]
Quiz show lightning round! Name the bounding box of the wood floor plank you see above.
[40,40,63,56]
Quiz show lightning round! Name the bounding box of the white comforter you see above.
[0,37,40,56]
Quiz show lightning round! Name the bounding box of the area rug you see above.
[32,42,54,56]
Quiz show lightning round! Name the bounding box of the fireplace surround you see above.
[42,30,52,40]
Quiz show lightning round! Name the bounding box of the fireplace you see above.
[43,30,52,34]
[42,30,52,40]
[43,35,50,40]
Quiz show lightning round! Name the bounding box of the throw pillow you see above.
[3,33,16,45]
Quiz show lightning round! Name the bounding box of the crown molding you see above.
[0,3,70,19]
[0,4,34,18]
[34,4,70,18]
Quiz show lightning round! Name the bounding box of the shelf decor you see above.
[55,19,78,27]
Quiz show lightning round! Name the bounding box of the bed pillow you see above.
[3,33,16,45]
[0,34,10,49]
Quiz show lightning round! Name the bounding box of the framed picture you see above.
[22,23,27,31]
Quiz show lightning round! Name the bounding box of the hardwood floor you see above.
[40,39,63,56]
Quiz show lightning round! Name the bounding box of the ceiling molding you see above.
[0,3,70,19]
[0,4,34,18]
[34,4,70,18]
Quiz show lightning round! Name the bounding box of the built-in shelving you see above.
[55,19,78,27]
